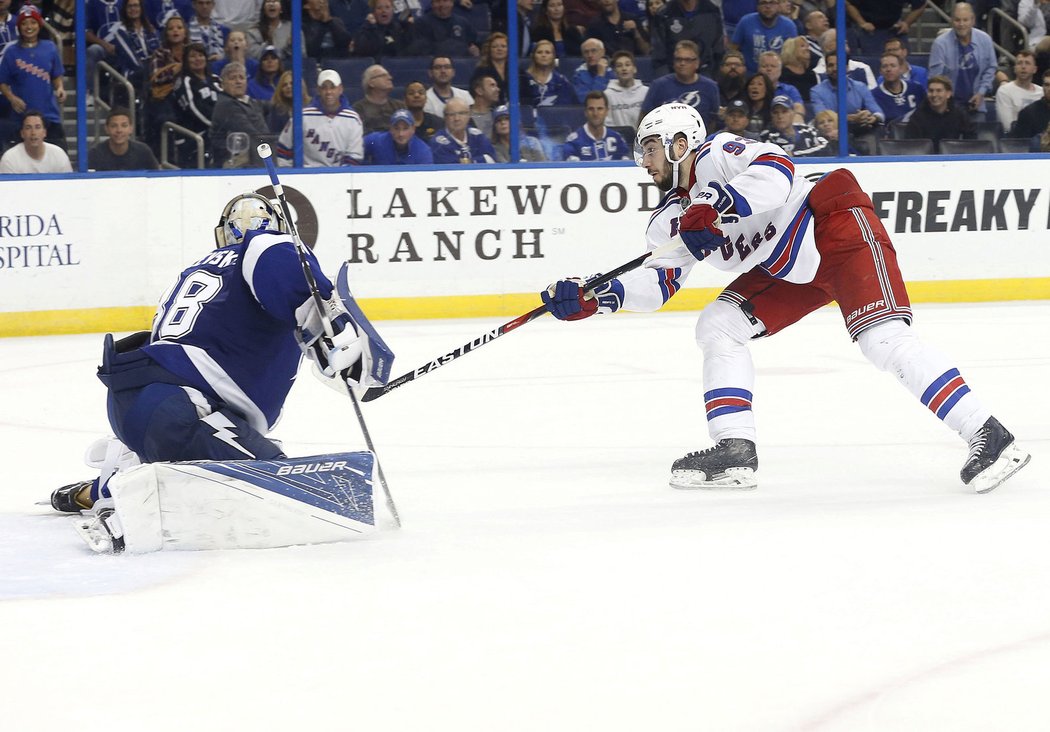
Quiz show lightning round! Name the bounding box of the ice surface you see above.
[1,303,1048,731]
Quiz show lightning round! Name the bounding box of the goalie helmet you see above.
[633,103,707,166]
[214,193,289,248]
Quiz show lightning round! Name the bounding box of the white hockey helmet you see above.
[633,103,707,166]
[214,192,289,248]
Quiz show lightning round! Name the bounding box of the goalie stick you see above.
[258,144,401,528]
[361,238,684,402]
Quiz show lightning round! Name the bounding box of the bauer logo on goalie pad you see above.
[103,452,378,553]
[276,460,349,475]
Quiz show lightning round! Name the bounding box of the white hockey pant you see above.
[856,319,990,440]
[695,299,764,443]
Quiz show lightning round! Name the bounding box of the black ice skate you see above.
[50,480,94,513]
[670,439,758,490]
[961,417,1031,494]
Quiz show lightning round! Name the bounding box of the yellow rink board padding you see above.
[2,278,1049,338]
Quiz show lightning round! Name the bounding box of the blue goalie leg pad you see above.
[195,452,377,526]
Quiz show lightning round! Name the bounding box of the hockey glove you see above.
[541,277,624,321]
[646,184,735,269]
[309,314,365,395]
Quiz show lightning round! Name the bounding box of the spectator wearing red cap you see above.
[0,5,68,150]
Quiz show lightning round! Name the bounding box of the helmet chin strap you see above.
[665,141,691,190]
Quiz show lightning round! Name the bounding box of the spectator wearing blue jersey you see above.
[408,0,479,57]
[730,0,797,74]
[760,93,829,156]
[640,40,719,130]
[563,90,629,161]
[872,51,924,125]
[364,108,435,164]
[811,52,884,124]
[430,97,497,163]
[247,45,281,101]
[928,2,997,118]
[0,5,67,149]
[211,29,257,78]
[520,40,579,107]
[188,0,229,62]
[85,0,124,86]
[882,37,927,89]
[721,0,756,39]
[112,0,160,86]
[0,0,18,51]
[145,0,193,29]
[573,37,616,99]
[757,50,804,121]
[812,52,883,154]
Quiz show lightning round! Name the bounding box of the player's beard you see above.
[655,158,676,191]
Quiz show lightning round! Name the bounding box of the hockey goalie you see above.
[49,192,394,553]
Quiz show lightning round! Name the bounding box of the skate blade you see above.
[72,515,122,554]
[972,444,1031,494]
[670,467,757,491]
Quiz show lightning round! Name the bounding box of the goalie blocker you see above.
[75,452,381,554]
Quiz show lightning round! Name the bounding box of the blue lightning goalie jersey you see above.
[619,133,817,312]
[139,230,330,435]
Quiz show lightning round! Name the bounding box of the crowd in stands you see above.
[3,0,1050,173]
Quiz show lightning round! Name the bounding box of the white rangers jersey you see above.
[619,133,817,313]
[277,105,364,167]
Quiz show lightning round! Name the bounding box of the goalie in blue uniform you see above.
[51,192,392,522]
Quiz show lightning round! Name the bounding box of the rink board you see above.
[1,159,1048,336]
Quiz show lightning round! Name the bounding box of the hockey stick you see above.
[257,144,402,528]
[361,237,684,402]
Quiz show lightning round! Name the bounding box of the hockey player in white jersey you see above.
[542,102,1030,493]
[50,193,391,546]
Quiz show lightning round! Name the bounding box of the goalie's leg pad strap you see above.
[108,452,377,553]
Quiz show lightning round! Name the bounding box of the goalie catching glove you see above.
[296,262,395,395]
[541,276,624,321]
[646,183,736,270]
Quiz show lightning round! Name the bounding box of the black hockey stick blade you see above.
[360,241,679,402]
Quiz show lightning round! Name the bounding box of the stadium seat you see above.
[998,137,1035,154]
[611,125,636,147]
[464,3,491,32]
[634,56,653,83]
[526,125,572,160]
[886,121,910,140]
[384,56,431,86]
[453,58,478,84]
[938,138,996,155]
[535,104,583,129]
[876,138,935,155]
[560,56,584,73]
[323,58,376,90]
[973,120,1001,149]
